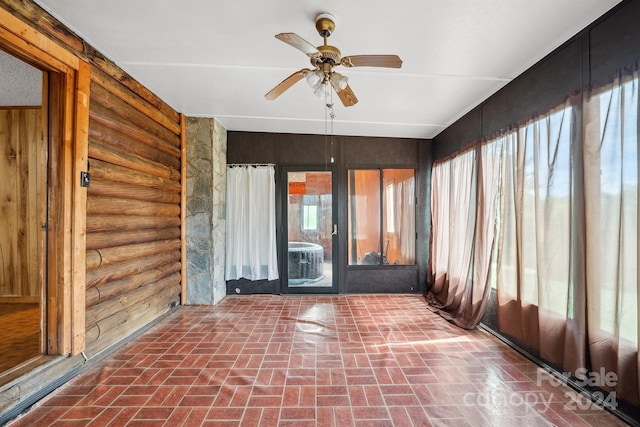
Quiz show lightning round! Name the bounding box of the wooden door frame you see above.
[0,8,90,356]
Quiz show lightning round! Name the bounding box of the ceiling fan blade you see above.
[275,33,321,58]
[265,68,310,100]
[341,55,403,68]
[331,82,358,107]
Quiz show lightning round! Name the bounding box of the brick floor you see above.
[7,294,629,426]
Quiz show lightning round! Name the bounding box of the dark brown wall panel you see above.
[342,136,419,167]
[590,0,640,83]
[227,131,278,164]
[229,132,421,167]
[434,0,637,161]
[227,130,431,294]
[433,106,482,160]
[481,40,582,136]
[279,134,330,164]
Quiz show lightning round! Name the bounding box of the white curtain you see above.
[225,165,279,281]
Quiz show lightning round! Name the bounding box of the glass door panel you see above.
[285,169,337,293]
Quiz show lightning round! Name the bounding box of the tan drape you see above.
[584,67,639,405]
[429,63,639,406]
[496,99,586,375]
[427,144,501,329]
[396,177,416,264]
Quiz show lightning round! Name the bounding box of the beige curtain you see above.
[428,144,501,329]
[495,99,587,374]
[584,66,639,405]
[429,63,640,407]
[397,178,416,264]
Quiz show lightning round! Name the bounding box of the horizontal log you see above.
[3,20,81,76]
[91,65,181,134]
[90,81,180,147]
[86,252,100,272]
[86,275,180,327]
[90,159,181,192]
[86,227,181,251]
[86,250,181,289]
[2,1,85,54]
[89,120,181,170]
[86,238,181,271]
[86,293,181,351]
[86,291,180,345]
[87,196,180,217]
[90,102,180,159]
[86,263,181,307]
[86,284,180,347]
[1,2,180,134]
[90,58,164,113]
[86,214,180,233]
[89,138,180,181]
[87,177,181,205]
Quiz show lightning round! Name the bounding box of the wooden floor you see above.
[0,303,41,374]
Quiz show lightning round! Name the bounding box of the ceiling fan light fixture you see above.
[330,72,348,91]
[305,69,323,89]
[313,82,327,98]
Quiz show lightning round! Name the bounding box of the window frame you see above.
[347,167,417,267]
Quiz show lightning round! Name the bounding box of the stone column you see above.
[185,117,227,305]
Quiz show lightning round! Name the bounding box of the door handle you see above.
[332,224,338,236]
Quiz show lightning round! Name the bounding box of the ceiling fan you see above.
[265,13,402,107]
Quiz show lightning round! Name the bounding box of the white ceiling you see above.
[34,0,621,139]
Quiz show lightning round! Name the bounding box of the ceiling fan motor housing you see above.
[313,45,341,67]
[315,13,336,37]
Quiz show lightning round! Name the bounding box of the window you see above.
[301,195,319,230]
[348,169,415,265]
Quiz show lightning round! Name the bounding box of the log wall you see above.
[85,72,183,349]
[0,0,185,355]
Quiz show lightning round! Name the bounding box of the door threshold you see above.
[0,355,56,388]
